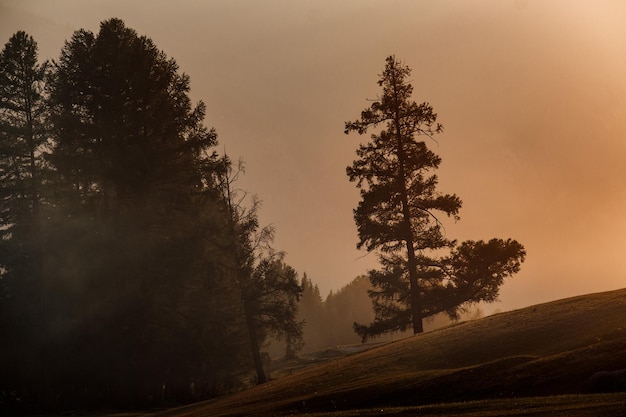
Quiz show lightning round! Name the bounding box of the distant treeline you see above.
[0,19,303,412]
[268,275,484,358]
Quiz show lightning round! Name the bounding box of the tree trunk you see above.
[244,304,267,384]
[406,245,424,334]
[222,171,268,384]
[399,158,424,334]
[285,333,297,360]
[396,136,423,334]
[391,68,424,335]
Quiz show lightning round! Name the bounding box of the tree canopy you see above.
[0,20,302,411]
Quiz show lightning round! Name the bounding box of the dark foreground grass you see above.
[27,411,159,417]
[26,393,626,417]
[42,289,626,417]
[149,288,626,417]
[299,394,626,416]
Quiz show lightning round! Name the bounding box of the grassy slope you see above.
[151,288,626,417]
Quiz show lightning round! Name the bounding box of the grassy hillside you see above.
[151,288,626,416]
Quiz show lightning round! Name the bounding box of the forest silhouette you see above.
[0,20,303,411]
[0,19,521,414]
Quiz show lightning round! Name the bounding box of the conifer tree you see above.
[345,56,525,341]
[0,31,49,285]
[0,31,48,227]
[0,31,49,406]
[40,18,239,405]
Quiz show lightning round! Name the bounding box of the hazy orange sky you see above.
[2,0,626,313]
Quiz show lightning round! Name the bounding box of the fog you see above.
[2,0,626,313]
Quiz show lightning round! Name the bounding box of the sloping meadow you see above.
[152,288,626,416]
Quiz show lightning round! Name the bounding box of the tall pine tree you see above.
[40,18,241,406]
[0,31,48,229]
[345,56,525,341]
[0,31,49,409]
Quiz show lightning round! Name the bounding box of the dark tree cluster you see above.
[0,20,302,412]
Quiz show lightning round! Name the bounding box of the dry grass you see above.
[299,393,626,416]
[150,288,626,417]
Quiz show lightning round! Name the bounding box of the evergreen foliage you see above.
[0,20,301,412]
[0,30,51,412]
[37,19,241,406]
[345,56,525,341]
